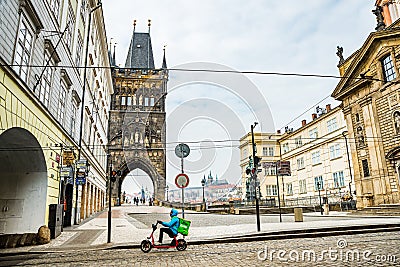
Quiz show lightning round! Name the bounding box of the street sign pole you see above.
[175,143,190,219]
[180,145,185,219]
[251,123,261,232]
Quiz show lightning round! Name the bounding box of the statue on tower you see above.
[336,46,344,66]
[372,6,385,31]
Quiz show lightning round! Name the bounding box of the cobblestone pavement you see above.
[2,231,399,266]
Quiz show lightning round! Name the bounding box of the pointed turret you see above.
[125,20,155,69]
[162,45,167,69]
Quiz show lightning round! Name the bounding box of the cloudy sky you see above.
[102,0,377,195]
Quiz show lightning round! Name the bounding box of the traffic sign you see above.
[175,143,190,158]
[278,161,291,176]
[175,173,189,188]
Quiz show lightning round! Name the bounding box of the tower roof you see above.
[125,32,155,69]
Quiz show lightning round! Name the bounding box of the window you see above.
[312,151,321,165]
[297,157,304,169]
[127,96,132,106]
[355,113,360,122]
[263,147,268,156]
[75,32,83,67]
[57,81,67,124]
[327,118,338,133]
[333,171,345,188]
[295,136,302,148]
[362,159,370,177]
[286,183,293,195]
[150,97,155,106]
[282,143,289,153]
[13,18,34,82]
[264,167,276,176]
[80,0,87,21]
[49,0,60,20]
[268,147,274,156]
[70,102,78,137]
[299,179,307,194]
[38,52,54,107]
[329,144,341,159]
[382,54,396,82]
[309,128,318,140]
[65,3,75,49]
[266,185,277,196]
[120,96,126,106]
[314,176,323,190]
[145,97,149,106]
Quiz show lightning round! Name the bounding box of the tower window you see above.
[362,159,370,177]
[382,54,396,82]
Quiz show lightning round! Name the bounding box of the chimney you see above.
[302,120,307,127]
[277,129,281,134]
[312,113,317,120]
[326,104,331,112]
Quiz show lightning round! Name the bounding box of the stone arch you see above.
[115,157,165,201]
[0,127,47,233]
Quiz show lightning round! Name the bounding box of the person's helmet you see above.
[170,209,178,217]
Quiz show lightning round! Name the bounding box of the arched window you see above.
[394,111,400,135]
[357,126,364,146]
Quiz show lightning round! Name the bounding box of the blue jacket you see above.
[161,209,180,235]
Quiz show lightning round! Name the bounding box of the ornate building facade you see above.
[332,17,400,207]
[0,0,112,234]
[108,23,168,202]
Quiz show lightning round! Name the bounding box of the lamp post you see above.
[251,122,261,232]
[317,181,323,215]
[74,0,102,225]
[166,185,169,202]
[201,177,206,211]
[342,131,353,197]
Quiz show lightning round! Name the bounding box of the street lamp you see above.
[317,181,323,215]
[251,122,261,232]
[201,177,206,211]
[166,185,169,202]
[342,131,353,197]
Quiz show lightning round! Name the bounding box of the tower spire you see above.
[162,45,167,69]
[133,19,136,32]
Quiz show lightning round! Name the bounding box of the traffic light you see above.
[245,166,251,175]
[111,170,117,182]
[254,156,261,167]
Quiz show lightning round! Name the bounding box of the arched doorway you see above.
[121,169,154,205]
[0,127,47,233]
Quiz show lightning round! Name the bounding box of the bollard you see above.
[294,207,303,222]
[323,204,329,215]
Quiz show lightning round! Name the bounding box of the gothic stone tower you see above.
[109,23,168,201]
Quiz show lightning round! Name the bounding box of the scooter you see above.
[140,222,187,253]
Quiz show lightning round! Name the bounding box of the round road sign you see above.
[175,173,189,188]
[175,143,190,158]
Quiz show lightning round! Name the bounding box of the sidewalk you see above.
[1,204,400,254]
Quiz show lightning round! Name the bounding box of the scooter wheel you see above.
[176,239,187,251]
[140,240,152,253]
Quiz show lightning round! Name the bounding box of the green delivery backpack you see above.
[177,218,191,236]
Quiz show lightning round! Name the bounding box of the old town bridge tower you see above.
[108,23,168,201]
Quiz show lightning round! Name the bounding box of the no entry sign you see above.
[175,173,189,188]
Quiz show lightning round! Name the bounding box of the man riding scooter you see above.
[157,209,179,245]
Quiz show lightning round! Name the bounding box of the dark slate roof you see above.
[125,32,155,69]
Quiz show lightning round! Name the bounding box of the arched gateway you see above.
[108,25,168,202]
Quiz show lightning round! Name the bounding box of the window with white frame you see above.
[297,157,305,169]
[382,54,396,82]
[145,97,149,106]
[299,179,307,194]
[314,176,323,190]
[70,102,78,137]
[282,143,289,153]
[268,147,274,156]
[295,136,302,148]
[150,97,155,106]
[327,117,338,133]
[264,167,276,176]
[309,128,318,140]
[49,0,61,20]
[312,151,321,165]
[57,81,67,124]
[286,183,293,195]
[263,147,268,156]
[329,144,341,159]
[333,171,345,188]
[120,96,126,106]
[75,31,83,67]
[266,185,277,196]
[65,3,75,49]
[127,96,132,106]
[242,148,248,159]
[38,52,54,107]
[13,17,34,82]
